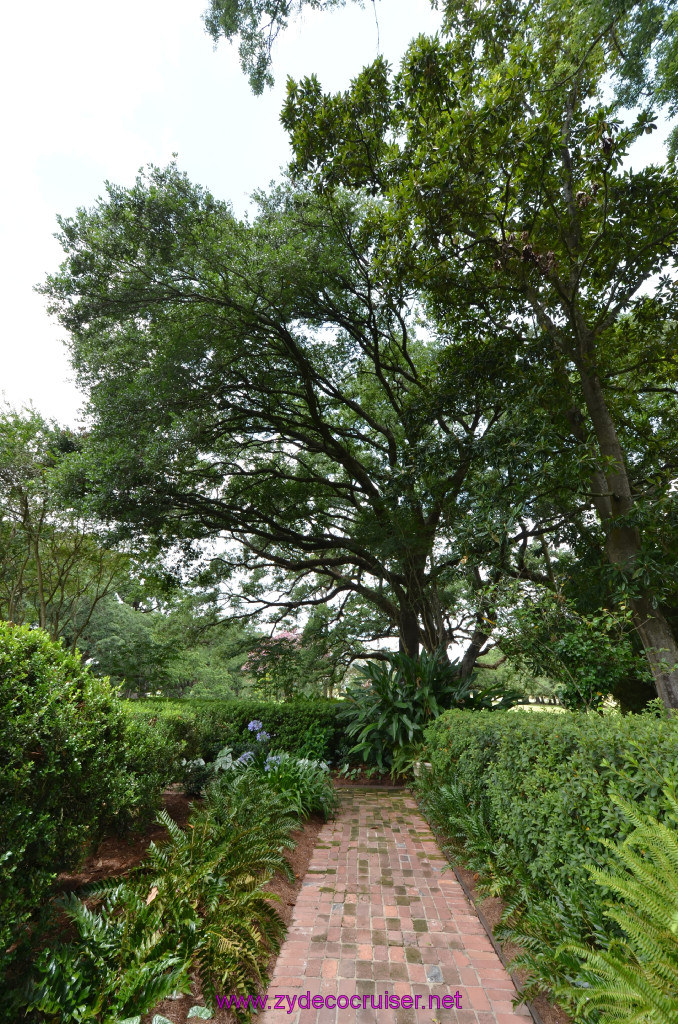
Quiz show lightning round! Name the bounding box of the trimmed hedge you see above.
[423,705,678,888]
[123,695,345,764]
[419,705,678,1012]
[0,623,180,996]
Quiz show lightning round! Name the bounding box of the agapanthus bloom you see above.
[256,730,270,743]
[247,720,263,732]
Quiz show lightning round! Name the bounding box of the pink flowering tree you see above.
[244,609,363,699]
[244,629,303,699]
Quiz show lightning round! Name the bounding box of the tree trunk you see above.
[399,606,420,658]
[33,534,47,630]
[579,367,678,708]
[459,627,490,680]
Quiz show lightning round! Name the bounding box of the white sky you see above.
[0,0,442,426]
[0,0,670,428]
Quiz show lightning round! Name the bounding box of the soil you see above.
[55,787,324,1024]
[58,789,194,890]
[447,864,573,1024]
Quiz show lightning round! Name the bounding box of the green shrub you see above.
[123,694,343,763]
[419,703,678,1010]
[560,790,678,1023]
[114,715,184,832]
[424,705,678,890]
[0,623,180,994]
[341,649,519,771]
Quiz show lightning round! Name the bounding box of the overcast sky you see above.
[0,0,442,426]
[0,0,670,428]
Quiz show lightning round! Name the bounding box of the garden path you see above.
[259,788,532,1024]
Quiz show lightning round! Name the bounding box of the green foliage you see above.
[29,781,296,1020]
[341,649,519,770]
[118,716,185,830]
[28,886,190,1022]
[298,718,335,760]
[502,593,650,710]
[78,595,174,695]
[472,648,561,706]
[424,707,678,888]
[245,609,362,699]
[203,0,345,93]
[43,163,530,672]
[560,792,678,1024]
[0,407,131,648]
[420,705,678,1007]
[279,0,678,707]
[0,623,179,996]
[123,695,343,763]
[80,591,257,700]
[227,751,338,820]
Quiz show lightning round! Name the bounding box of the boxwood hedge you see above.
[422,705,678,888]
[0,623,179,995]
[419,705,678,1011]
[123,695,344,763]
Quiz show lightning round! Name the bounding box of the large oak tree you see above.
[44,173,537,664]
[274,1,678,705]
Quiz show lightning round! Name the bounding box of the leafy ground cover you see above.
[24,758,336,1022]
[53,789,324,1024]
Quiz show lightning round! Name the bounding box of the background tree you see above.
[0,408,131,649]
[78,589,258,697]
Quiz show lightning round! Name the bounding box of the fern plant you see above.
[27,885,190,1022]
[558,790,678,1024]
[136,810,287,1011]
[29,780,296,1021]
[201,771,299,878]
[419,779,509,881]
[497,873,614,1006]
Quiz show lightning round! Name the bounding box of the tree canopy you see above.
[45,169,537,665]
[0,408,132,648]
[275,0,678,704]
[36,0,678,707]
[204,0,678,119]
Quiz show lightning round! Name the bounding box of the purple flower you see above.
[256,730,270,743]
[247,720,263,733]
[237,751,255,765]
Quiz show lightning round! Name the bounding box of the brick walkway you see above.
[261,789,532,1024]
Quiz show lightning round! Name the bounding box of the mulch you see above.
[58,789,194,890]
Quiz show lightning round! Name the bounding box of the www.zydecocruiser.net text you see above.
[215,991,464,1012]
